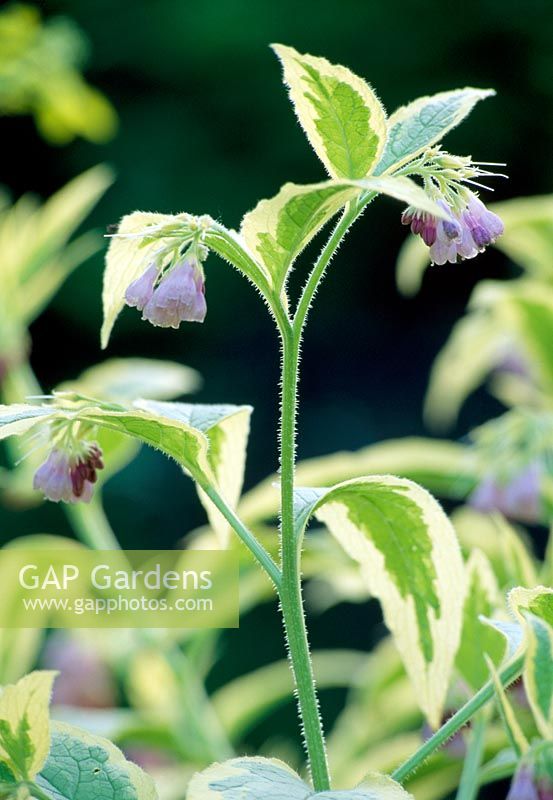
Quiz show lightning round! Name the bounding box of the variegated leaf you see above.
[187,757,412,799]
[376,87,494,175]
[272,44,387,179]
[455,550,506,690]
[101,211,180,348]
[136,400,252,547]
[294,476,466,727]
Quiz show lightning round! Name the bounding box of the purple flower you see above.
[507,743,553,800]
[463,194,504,248]
[42,632,117,709]
[33,443,104,505]
[469,462,542,524]
[402,192,504,265]
[142,257,206,329]
[124,264,158,311]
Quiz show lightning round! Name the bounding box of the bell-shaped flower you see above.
[33,442,104,505]
[142,257,206,329]
[402,191,504,265]
[507,742,553,800]
[124,264,159,311]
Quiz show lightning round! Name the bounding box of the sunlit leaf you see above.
[294,476,465,727]
[136,400,252,546]
[58,358,201,403]
[272,44,387,179]
[101,211,179,348]
[455,550,506,691]
[36,721,157,800]
[452,509,539,591]
[241,181,359,292]
[188,756,412,799]
[376,87,494,175]
[0,671,56,780]
[239,437,476,525]
[0,400,251,511]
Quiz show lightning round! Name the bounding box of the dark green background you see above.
[1,0,552,766]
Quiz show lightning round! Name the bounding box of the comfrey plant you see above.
[2,45,552,800]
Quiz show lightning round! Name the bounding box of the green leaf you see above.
[521,612,553,739]
[201,222,273,296]
[509,587,553,738]
[239,437,476,525]
[0,400,252,507]
[376,87,494,175]
[486,655,529,756]
[272,44,387,179]
[240,177,447,292]
[491,194,553,280]
[0,671,56,780]
[0,166,112,324]
[424,307,509,430]
[136,400,252,546]
[241,181,360,292]
[57,358,201,402]
[510,586,553,628]
[293,476,465,727]
[502,284,553,395]
[211,650,367,739]
[455,550,506,691]
[101,211,179,348]
[188,757,411,799]
[36,721,157,800]
[452,509,539,591]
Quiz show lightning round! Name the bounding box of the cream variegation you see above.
[295,475,466,728]
[272,44,387,179]
[101,211,179,348]
[0,671,57,780]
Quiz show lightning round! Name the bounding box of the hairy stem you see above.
[201,482,281,589]
[278,324,330,791]
[392,654,523,783]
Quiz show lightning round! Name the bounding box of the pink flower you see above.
[125,263,158,311]
[469,463,542,524]
[402,192,504,265]
[33,443,104,505]
[142,258,206,329]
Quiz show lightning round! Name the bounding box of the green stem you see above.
[455,713,487,800]
[279,324,330,792]
[201,483,281,589]
[392,654,523,783]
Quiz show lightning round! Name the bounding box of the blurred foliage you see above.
[0,2,552,799]
[0,3,117,144]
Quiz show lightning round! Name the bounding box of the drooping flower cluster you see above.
[402,191,504,265]
[33,440,104,504]
[469,462,542,524]
[467,409,553,524]
[400,148,505,264]
[125,253,207,330]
